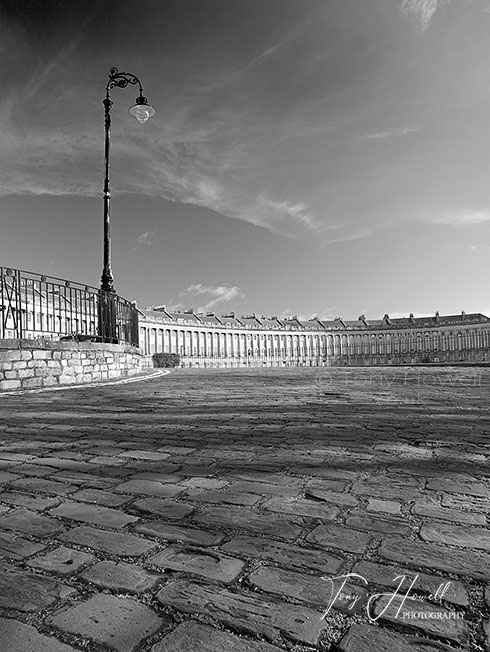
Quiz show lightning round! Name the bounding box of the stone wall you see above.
[0,340,150,392]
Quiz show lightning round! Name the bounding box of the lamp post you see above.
[99,67,155,341]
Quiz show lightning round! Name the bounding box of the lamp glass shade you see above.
[129,103,156,124]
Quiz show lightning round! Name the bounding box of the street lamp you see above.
[99,67,155,340]
[101,67,155,292]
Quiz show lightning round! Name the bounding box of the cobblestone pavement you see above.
[0,366,489,652]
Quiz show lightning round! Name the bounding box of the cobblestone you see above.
[0,618,79,652]
[80,560,161,592]
[48,594,167,652]
[247,566,368,614]
[157,579,327,645]
[49,501,138,527]
[351,560,469,607]
[148,545,245,582]
[420,521,490,552]
[221,535,344,573]
[306,524,372,553]
[152,620,284,652]
[261,496,339,520]
[0,562,76,611]
[379,537,490,580]
[131,497,194,519]
[372,594,468,644]
[26,546,96,575]
[337,623,454,652]
[58,525,158,556]
[134,521,225,546]
[194,505,304,539]
[1,508,66,536]
[0,531,47,559]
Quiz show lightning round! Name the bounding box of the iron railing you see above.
[0,267,139,346]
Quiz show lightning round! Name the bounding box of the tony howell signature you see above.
[321,572,464,622]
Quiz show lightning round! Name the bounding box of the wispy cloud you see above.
[362,126,419,141]
[136,228,157,245]
[400,0,452,33]
[177,283,245,313]
[430,211,490,226]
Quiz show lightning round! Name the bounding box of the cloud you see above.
[362,127,419,141]
[430,211,490,226]
[177,283,245,312]
[136,228,157,245]
[400,0,452,33]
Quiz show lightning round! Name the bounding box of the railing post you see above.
[98,289,117,342]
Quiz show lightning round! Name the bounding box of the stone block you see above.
[195,506,304,540]
[49,501,138,528]
[33,350,51,359]
[22,377,44,388]
[1,508,66,536]
[27,546,96,575]
[152,621,283,652]
[80,560,161,593]
[372,594,468,645]
[0,379,21,390]
[157,580,327,646]
[337,623,453,652]
[262,496,338,520]
[131,498,194,520]
[134,522,225,546]
[0,562,76,612]
[17,368,35,378]
[58,525,158,556]
[0,531,48,560]
[420,522,490,552]
[148,546,245,582]
[306,524,372,554]
[248,566,368,614]
[27,359,46,368]
[47,594,166,652]
[0,617,79,652]
[379,538,490,580]
[222,535,343,574]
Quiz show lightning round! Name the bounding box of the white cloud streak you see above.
[177,283,245,312]
[430,211,490,226]
[363,127,419,141]
[400,0,452,33]
[136,228,157,245]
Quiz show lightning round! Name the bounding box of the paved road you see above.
[0,367,489,651]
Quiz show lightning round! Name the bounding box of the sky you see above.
[1,0,490,320]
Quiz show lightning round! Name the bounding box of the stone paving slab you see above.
[157,579,327,646]
[0,617,79,652]
[26,545,96,576]
[261,496,339,520]
[80,560,162,592]
[58,525,159,556]
[148,545,245,582]
[1,508,66,536]
[221,534,344,573]
[131,497,194,520]
[134,521,226,546]
[379,537,490,580]
[194,505,304,539]
[337,623,458,652]
[351,560,469,607]
[152,620,285,651]
[47,594,168,652]
[373,594,468,645]
[0,562,77,612]
[0,531,48,559]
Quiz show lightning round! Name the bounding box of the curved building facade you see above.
[139,307,490,367]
